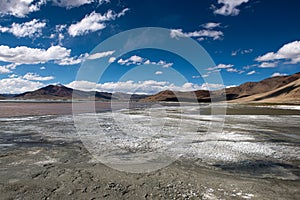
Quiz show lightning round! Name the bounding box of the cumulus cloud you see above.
[68,8,129,37]
[87,50,115,60]
[271,72,288,77]
[258,62,277,68]
[0,63,16,74]
[67,80,225,94]
[23,72,54,81]
[202,22,221,29]
[207,64,233,70]
[213,0,250,16]
[51,0,110,9]
[0,0,46,18]
[0,45,71,65]
[0,77,44,94]
[170,29,223,40]
[0,66,12,74]
[117,55,173,68]
[117,55,143,65]
[255,41,300,64]
[56,53,88,65]
[0,19,46,38]
[49,24,67,45]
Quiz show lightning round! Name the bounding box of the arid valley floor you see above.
[0,102,299,199]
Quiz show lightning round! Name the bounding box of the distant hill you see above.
[142,72,300,104]
[141,90,210,102]
[0,95,6,100]
[12,84,148,101]
[14,84,112,101]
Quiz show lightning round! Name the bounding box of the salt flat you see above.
[0,103,299,199]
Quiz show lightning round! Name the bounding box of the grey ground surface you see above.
[0,103,299,199]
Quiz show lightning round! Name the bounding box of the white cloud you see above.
[247,70,256,75]
[40,66,46,70]
[23,72,54,81]
[192,74,210,78]
[0,66,11,74]
[108,57,116,63]
[202,22,221,29]
[117,8,129,17]
[231,48,253,56]
[0,77,44,94]
[271,72,288,77]
[0,63,17,74]
[118,55,143,65]
[155,71,163,75]
[0,45,70,65]
[9,74,18,78]
[162,62,173,68]
[0,0,46,18]
[256,41,300,64]
[0,19,46,38]
[129,55,143,63]
[0,63,16,74]
[213,0,250,16]
[68,8,129,37]
[207,63,233,70]
[50,24,67,45]
[170,29,223,40]
[67,80,225,94]
[215,63,233,69]
[117,55,173,68]
[87,50,115,60]
[51,0,110,9]
[56,53,88,65]
[226,68,238,72]
[207,63,245,74]
[259,62,277,68]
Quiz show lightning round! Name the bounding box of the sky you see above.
[0,0,299,94]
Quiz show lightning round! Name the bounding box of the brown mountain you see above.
[142,72,300,103]
[141,90,211,102]
[231,78,300,104]
[222,72,300,100]
[14,84,112,101]
[13,84,148,101]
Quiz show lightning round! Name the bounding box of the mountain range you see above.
[1,72,300,104]
[142,72,300,104]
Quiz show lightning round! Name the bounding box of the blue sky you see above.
[0,0,299,94]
